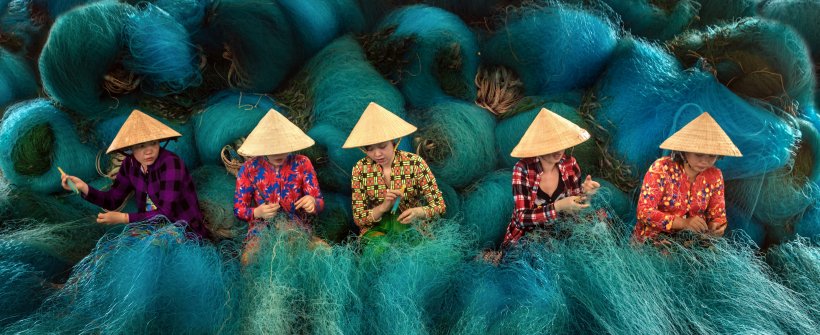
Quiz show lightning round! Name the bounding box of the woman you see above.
[60,110,208,239]
[233,109,324,264]
[633,112,742,242]
[501,107,601,249]
[344,102,446,236]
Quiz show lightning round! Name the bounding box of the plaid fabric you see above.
[502,155,583,247]
[351,150,446,234]
[633,156,727,242]
[84,149,207,238]
[233,154,324,231]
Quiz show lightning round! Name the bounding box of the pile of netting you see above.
[1,0,820,332]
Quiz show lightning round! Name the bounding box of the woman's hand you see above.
[97,211,128,224]
[554,196,590,213]
[294,195,317,214]
[581,175,600,196]
[61,174,89,195]
[398,207,426,224]
[672,216,708,233]
[377,189,405,213]
[253,203,280,220]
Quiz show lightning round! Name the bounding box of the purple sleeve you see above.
[83,160,135,211]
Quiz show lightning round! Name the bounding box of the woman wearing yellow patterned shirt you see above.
[343,102,446,236]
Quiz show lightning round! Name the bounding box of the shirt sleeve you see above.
[512,162,558,230]
[233,162,256,222]
[351,161,374,232]
[127,157,190,223]
[300,157,325,214]
[83,160,135,211]
[636,162,678,233]
[566,156,584,196]
[415,156,446,219]
[705,170,728,236]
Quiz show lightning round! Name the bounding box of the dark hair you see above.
[671,151,685,165]
[363,139,398,151]
[671,151,722,165]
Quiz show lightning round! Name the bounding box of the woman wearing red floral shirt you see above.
[501,108,601,249]
[633,112,742,242]
[233,109,324,265]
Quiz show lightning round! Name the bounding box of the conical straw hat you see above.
[238,109,315,156]
[106,110,182,153]
[510,108,591,158]
[342,102,417,148]
[660,112,742,157]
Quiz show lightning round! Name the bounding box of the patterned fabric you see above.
[502,155,583,247]
[351,150,446,234]
[632,156,727,242]
[84,149,207,239]
[233,154,324,232]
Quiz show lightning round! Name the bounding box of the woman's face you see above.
[132,141,160,166]
[267,153,289,167]
[538,149,565,166]
[683,152,718,173]
[364,141,396,166]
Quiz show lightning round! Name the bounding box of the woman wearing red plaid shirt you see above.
[233,109,324,265]
[632,112,742,243]
[501,108,601,249]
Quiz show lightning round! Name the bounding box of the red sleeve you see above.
[511,161,557,229]
[636,160,677,233]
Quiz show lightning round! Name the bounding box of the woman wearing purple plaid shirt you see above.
[60,110,208,239]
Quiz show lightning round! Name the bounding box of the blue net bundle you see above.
[199,0,297,92]
[591,178,635,230]
[357,221,470,334]
[29,0,101,21]
[796,198,820,239]
[0,0,50,54]
[692,0,760,28]
[304,123,365,193]
[313,191,355,243]
[411,100,497,189]
[0,47,37,108]
[481,2,618,97]
[278,0,365,56]
[598,0,698,41]
[5,217,238,334]
[122,2,202,97]
[766,238,820,323]
[0,260,51,327]
[725,204,767,247]
[759,0,820,110]
[0,218,117,326]
[38,2,138,118]
[495,101,599,173]
[438,181,461,219]
[525,212,820,334]
[459,170,512,249]
[122,0,209,33]
[759,0,820,56]
[593,38,798,184]
[191,91,278,165]
[0,99,98,194]
[725,118,820,235]
[667,17,816,118]
[373,5,479,108]
[449,259,568,335]
[190,165,246,241]
[93,106,200,169]
[291,35,408,133]
[238,219,362,334]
